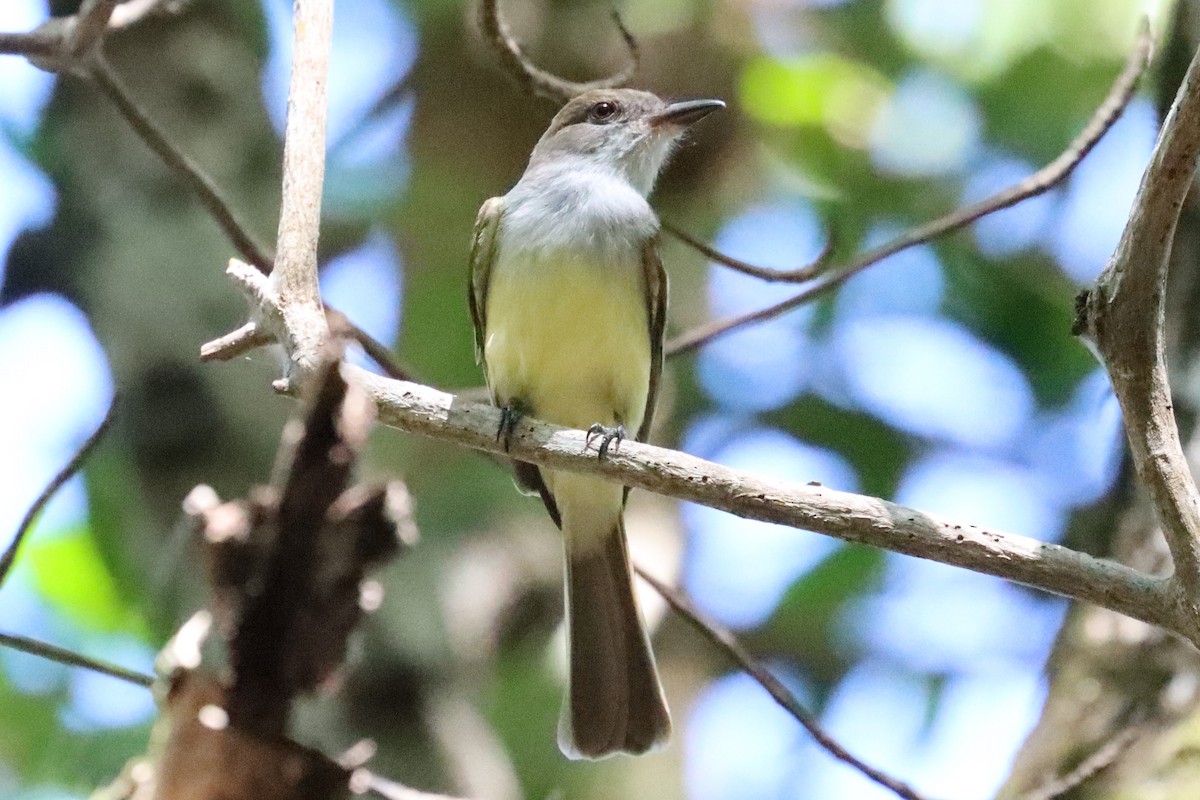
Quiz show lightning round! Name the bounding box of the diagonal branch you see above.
[637,568,927,800]
[1075,31,1200,612]
[92,57,411,380]
[0,30,58,59]
[480,0,638,104]
[90,58,275,271]
[666,21,1152,357]
[1019,715,1144,800]
[0,7,410,381]
[0,395,118,590]
[341,367,1182,642]
[67,0,120,60]
[0,630,153,687]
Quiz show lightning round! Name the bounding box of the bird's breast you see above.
[483,244,651,433]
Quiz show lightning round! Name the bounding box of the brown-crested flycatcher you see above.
[468,88,723,759]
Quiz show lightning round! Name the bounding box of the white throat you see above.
[502,155,662,257]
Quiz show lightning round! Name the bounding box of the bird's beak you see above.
[651,98,726,129]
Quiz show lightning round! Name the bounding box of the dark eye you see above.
[588,100,619,123]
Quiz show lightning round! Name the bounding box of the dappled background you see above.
[0,0,1161,797]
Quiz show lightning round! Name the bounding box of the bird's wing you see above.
[468,196,505,378]
[636,235,669,445]
[467,196,560,519]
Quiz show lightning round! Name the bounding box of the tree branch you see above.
[637,568,927,800]
[90,57,275,271]
[1075,28,1200,615]
[270,0,333,362]
[0,0,166,70]
[339,366,1182,641]
[666,21,1152,357]
[0,394,117,589]
[480,0,638,104]
[661,219,836,283]
[0,630,153,688]
[358,772,472,800]
[1019,716,1144,800]
[67,0,120,60]
[0,5,409,381]
[92,56,411,380]
[0,30,58,60]
[199,0,335,387]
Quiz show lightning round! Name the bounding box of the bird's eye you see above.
[588,101,619,123]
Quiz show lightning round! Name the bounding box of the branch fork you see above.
[1074,23,1200,637]
[201,0,335,390]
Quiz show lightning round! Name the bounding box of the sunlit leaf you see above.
[740,54,891,148]
[24,528,144,636]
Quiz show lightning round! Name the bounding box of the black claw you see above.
[497,405,523,451]
[585,423,626,460]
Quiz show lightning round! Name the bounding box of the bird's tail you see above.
[558,509,671,759]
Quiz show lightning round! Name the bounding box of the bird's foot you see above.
[585,423,627,460]
[497,405,523,452]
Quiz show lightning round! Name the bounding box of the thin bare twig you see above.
[68,0,120,59]
[199,320,273,361]
[480,0,638,104]
[346,327,413,381]
[327,308,413,381]
[662,220,837,283]
[666,21,1152,357]
[1020,718,1144,800]
[636,568,927,800]
[0,31,59,59]
[1075,22,1200,615]
[5,3,408,380]
[90,57,274,271]
[221,0,336,388]
[0,395,118,590]
[0,630,154,688]
[92,55,411,380]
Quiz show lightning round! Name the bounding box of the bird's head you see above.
[530,88,724,196]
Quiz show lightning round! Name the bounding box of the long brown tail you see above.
[558,515,671,759]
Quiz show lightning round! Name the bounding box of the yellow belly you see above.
[483,250,650,434]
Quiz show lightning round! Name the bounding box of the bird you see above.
[467,87,723,759]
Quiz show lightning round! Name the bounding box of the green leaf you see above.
[24,527,145,637]
[740,54,891,143]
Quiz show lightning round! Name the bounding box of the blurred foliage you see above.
[0,0,1171,798]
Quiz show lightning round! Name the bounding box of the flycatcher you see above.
[468,88,723,759]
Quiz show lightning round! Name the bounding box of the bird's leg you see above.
[585,423,627,460]
[497,403,526,452]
